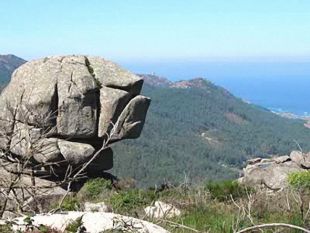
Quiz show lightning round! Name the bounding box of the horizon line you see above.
[2,53,310,63]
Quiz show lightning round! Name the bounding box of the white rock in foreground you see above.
[10,211,169,233]
[83,212,168,233]
[145,201,181,219]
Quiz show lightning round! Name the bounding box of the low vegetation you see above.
[58,196,80,211]
[77,178,113,201]
[108,189,155,215]
[1,177,309,232]
[65,216,83,233]
[205,179,251,201]
[288,171,310,190]
[42,178,309,232]
[0,225,12,233]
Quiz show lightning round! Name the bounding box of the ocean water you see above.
[121,60,310,116]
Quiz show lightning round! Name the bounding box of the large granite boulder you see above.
[0,55,150,180]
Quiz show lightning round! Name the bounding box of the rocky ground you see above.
[0,165,309,233]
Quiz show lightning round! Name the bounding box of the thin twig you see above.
[236,223,310,233]
[161,219,203,233]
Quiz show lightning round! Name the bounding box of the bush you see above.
[205,180,251,201]
[78,178,112,201]
[0,225,12,233]
[61,196,80,211]
[288,171,310,191]
[109,189,155,214]
[65,216,83,232]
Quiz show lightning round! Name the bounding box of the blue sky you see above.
[0,0,309,61]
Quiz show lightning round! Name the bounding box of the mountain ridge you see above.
[139,74,219,89]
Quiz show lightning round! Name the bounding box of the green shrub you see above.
[109,189,155,214]
[66,216,83,232]
[0,225,12,233]
[205,180,251,201]
[23,215,34,225]
[61,196,80,211]
[38,225,50,233]
[288,171,310,191]
[78,178,112,201]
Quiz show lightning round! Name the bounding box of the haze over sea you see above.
[122,59,310,116]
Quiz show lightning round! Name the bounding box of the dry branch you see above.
[236,223,310,233]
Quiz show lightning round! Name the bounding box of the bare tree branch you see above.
[236,223,310,233]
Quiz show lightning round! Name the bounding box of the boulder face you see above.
[0,55,150,179]
[239,151,310,190]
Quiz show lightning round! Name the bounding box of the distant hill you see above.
[0,54,26,83]
[2,56,310,187]
[139,74,172,87]
[112,75,310,187]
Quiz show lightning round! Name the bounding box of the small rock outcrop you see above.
[239,151,310,190]
[0,56,150,208]
[83,201,111,212]
[144,201,181,219]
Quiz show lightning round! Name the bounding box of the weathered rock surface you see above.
[83,201,111,212]
[0,55,150,188]
[0,166,67,212]
[8,211,169,233]
[87,56,143,95]
[112,95,151,141]
[98,86,131,137]
[239,151,310,190]
[290,150,310,168]
[58,140,95,165]
[274,155,291,164]
[144,201,181,219]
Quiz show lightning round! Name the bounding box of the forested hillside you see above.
[113,76,310,187]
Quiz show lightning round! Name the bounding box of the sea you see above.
[121,60,310,117]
